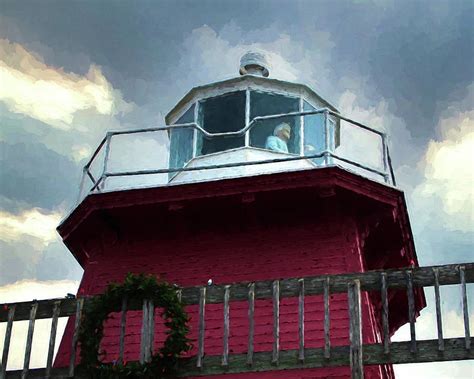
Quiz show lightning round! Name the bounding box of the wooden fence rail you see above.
[1,263,473,379]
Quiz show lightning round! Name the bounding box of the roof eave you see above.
[165,75,339,124]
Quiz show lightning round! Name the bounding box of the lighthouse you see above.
[54,52,425,378]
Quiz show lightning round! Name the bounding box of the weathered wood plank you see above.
[272,280,280,365]
[323,277,330,359]
[0,298,77,324]
[459,266,471,350]
[68,298,84,377]
[22,303,38,379]
[433,268,444,351]
[197,287,206,368]
[140,299,149,364]
[2,263,474,321]
[176,262,474,306]
[298,279,304,362]
[406,270,417,353]
[3,339,473,378]
[247,283,255,366]
[348,280,363,379]
[119,296,127,364]
[1,305,16,379]
[45,301,61,378]
[222,285,230,366]
[176,338,474,377]
[147,299,155,362]
[381,272,390,354]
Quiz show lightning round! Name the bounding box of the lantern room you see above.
[76,51,393,203]
[166,51,341,184]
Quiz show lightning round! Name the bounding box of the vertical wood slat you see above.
[140,299,149,364]
[460,266,471,350]
[147,299,155,362]
[323,277,331,359]
[433,268,444,351]
[298,279,305,362]
[348,280,363,379]
[381,272,390,354]
[197,287,206,368]
[247,283,255,366]
[222,285,230,366]
[406,270,417,353]
[45,301,61,378]
[22,303,38,379]
[68,298,84,377]
[118,296,128,364]
[1,305,16,379]
[272,280,280,365]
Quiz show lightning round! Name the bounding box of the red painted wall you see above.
[55,191,393,378]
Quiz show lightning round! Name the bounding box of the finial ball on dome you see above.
[239,51,270,77]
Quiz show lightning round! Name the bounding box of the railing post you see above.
[381,134,390,183]
[386,144,397,186]
[22,302,38,379]
[323,277,331,359]
[299,97,305,156]
[298,278,305,362]
[348,280,363,379]
[222,285,231,366]
[76,167,87,204]
[197,287,206,368]
[69,297,84,377]
[147,299,155,362]
[406,270,417,353]
[247,283,255,366]
[1,305,16,379]
[140,298,149,364]
[460,266,471,350]
[100,132,112,191]
[45,301,61,378]
[433,268,444,351]
[272,280,280,365]
[119,296,128,364]
[381,273,390,354]
[323,109,330,165]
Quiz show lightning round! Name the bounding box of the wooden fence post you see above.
[348,280,363,379]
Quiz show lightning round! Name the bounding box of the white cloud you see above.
[394,360,474,379]
[0,208,62,247]
[393,307,474,379]
[0,279,79,370]
[411,86,474,233]
[174,24,335,95]
[0,38,131,129]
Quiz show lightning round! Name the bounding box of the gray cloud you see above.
[0,139,78,211]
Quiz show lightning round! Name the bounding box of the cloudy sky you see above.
[0,0,473,376]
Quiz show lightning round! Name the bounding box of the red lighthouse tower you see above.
[55,52,425,378]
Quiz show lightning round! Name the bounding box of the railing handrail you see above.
[79,108,393,202]
[1,262,472,323]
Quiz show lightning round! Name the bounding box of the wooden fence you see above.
[1,263,473,378]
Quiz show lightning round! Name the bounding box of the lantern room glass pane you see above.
[196,91,246,156]
[249,91,300,154]
[303,101,335,165]
[169,104,195,180]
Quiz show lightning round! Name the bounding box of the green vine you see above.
[78,273,191,378]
